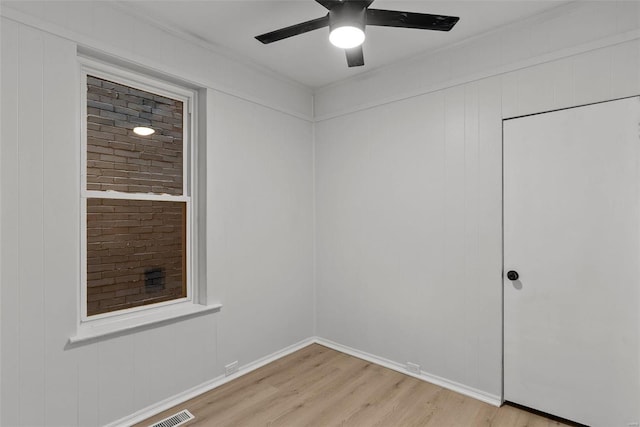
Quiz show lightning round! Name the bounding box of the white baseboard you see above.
[106,337,316,427]
[314,337,503,407]
[109,335,501,426]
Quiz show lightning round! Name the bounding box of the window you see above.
[81,62,195,320]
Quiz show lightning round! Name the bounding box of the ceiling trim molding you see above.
[0,5,314,122]
[313,28,640,122]
[314,1,579,94]
[110,1,312,93]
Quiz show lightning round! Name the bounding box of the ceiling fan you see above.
[255,0,460,68]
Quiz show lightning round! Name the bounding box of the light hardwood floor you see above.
[136,344,573,427]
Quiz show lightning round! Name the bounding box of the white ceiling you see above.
[121,0,571,88]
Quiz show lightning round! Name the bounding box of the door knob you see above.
[506,270,519,281]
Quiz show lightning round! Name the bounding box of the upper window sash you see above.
[80,58,193,199]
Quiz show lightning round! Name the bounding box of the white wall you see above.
[314,0,640,401]
[208,91,314,370]
[0,3,314,426]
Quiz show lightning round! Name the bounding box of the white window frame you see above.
[71,58,218,343]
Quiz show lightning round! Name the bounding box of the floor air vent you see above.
[148,409,194,427]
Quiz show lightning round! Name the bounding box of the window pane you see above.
[86,75,184,195]
[86,198,186,316]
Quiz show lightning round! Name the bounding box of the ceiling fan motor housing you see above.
[329,2,367,33]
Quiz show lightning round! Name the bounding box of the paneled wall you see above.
[314,1,640,401]
[315,1,640,120]
[0,10,314,427]
[315,78,503,397]
[207,90,314,374]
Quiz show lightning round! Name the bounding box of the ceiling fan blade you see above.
[316,0,374,10]
[366,9,459,31]
[345,46,364,67]
[256,15,329,44]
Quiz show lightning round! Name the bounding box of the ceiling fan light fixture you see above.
[329,25,365,49]
[328,3,366,49]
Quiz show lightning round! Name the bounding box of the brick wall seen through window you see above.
[85,74,188,317]
[86,76,183,195]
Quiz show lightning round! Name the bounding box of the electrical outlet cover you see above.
[406,362,421,375]
[225,361,239,376]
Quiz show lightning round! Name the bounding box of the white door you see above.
[504,97,640,427]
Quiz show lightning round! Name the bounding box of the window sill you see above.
[69,303,222,345]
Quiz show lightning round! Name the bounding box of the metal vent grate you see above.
[148,409,194,427]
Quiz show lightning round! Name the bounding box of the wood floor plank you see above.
[135,344,574,427]
[421,389,496,427]
[339,369,424,426]
[377,382,445,427]
[269,363,388,426]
